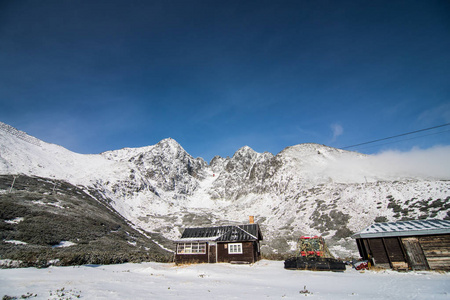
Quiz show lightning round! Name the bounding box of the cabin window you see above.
[177,242,206,254]
[228,243,243,254]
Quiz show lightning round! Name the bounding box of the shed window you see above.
[228,243,243,254]
[177,242,206,254]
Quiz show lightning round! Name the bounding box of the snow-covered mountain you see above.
[1,121,449,258]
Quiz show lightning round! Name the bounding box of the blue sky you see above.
[1,0,449,162]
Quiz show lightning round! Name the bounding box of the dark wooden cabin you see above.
[174,223,263,264]
[352,219,450,271]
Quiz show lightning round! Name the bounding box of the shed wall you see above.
[357,234,450,271]
[419,235,450,271]
[383,237,405,262]
[367,238,390,267]
[402,237,429,270]
[384,237,408,269]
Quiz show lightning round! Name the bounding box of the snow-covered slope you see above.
[0,122,131,186]
[1,121,449,258]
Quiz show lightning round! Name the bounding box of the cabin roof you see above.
[177,224,263,242]
[352,219,450,239]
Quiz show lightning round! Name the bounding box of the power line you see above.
[348,129,450,151]
[342,123,450,150]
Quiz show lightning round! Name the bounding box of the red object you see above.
[300,235,320,240]
[354,261,369,270]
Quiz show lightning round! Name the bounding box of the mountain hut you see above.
[174,222,263,264]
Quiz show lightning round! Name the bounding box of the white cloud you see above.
[330,123,343,142]
[319,145,450,183]
[419,103,450,123]
[368,145,450,180]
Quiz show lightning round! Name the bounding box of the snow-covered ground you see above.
[1,260,449,299]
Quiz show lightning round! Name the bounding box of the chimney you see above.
[249,216,254,224]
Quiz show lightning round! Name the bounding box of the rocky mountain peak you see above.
[209,155,227,173]
[116,138,207,197]
[233,145,257,156]
[278,143,337,157]
[155,138,184,154]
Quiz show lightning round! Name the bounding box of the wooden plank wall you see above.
[359,234,450,271]
[384,237,408,270]
[217,241,256,263]
[368,238,390,266]
[175,253,209,264]
[419,235,450,271]
[383,238,404,262]
[366,237,407,269]
[401,237,429,270]
[174,244,209,264]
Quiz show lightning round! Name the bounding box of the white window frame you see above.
[177,242,206,255]
[228,243,243,254]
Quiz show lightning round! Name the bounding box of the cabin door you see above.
[401,237,429,270]
[208,244,217,263]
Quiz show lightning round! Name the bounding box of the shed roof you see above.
[177,224,263,242]
[352,219,450,239]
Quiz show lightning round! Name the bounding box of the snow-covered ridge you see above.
[0,122,41,146]
[0,122,130,186]
[101,138,190,161]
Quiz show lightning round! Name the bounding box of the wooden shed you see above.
[174,223,263,264]
[352,219,450,271]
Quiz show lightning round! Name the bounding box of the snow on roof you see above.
[352,219,450,239]
[173,236,221,243]
[177,224,263,242]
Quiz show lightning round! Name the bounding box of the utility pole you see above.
[9,175,18,193]
[52,182,57,194]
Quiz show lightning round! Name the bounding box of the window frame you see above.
[228,243,243,254]
[177,242,206,255]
